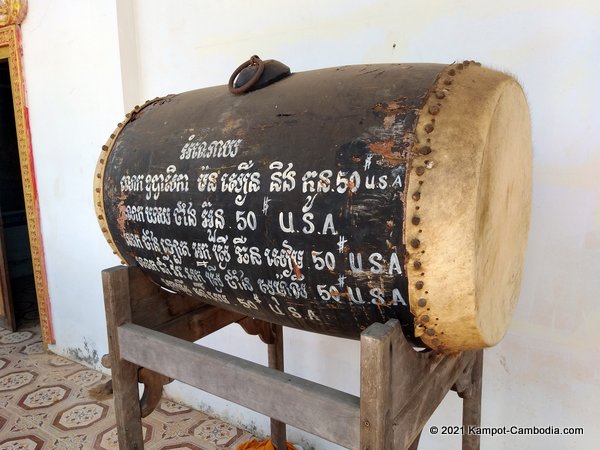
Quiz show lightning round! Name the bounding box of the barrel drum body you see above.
[95,61,531,351]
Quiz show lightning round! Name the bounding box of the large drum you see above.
[94,59,531,351]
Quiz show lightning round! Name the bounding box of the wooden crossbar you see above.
[119,323,361,449]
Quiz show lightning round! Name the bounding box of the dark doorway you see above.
[0,59,38,329]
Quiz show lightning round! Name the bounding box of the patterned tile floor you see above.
[0,319,258,449]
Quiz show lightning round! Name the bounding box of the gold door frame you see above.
[1,11,54,344]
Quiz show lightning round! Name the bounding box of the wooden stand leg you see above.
[407,431,422,450]
[462,350,483,450]
[238,319,289,449]
[268,324,287,450]
[360,322,394,450]
[360,320,479,450]
[103,266,145,449]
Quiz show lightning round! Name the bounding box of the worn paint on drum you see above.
[97,64,445,342]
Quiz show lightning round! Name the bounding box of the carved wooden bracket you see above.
[237,317,278,345]
[99,353,172,417]
[139,367,172,417]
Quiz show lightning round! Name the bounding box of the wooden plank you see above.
[127,266,246,335]
[268,324,287,450]
[118,323,360,449]
[154,304,245,342]
[391,351,476,449]
[462,350,483,450]
[102,266,144,449]
[360,321,396,450]
[127,266,206,329]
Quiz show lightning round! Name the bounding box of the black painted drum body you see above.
[95,61,532,351]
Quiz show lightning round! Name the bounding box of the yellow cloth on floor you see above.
[236,438,297,450]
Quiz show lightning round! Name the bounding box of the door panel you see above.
[0,206,16,331]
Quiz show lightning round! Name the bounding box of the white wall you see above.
[20,0,125,366]
[20,1,600,449]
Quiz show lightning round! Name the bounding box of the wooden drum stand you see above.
[102,265,483,450]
